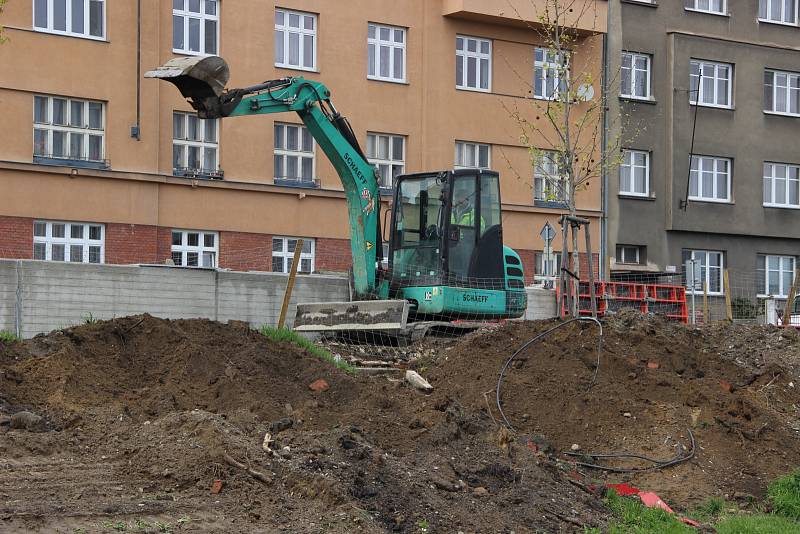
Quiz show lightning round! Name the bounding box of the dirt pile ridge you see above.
[0,314,606,533]
[427,310,800,505]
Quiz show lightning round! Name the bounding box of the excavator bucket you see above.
[144,55,230,101]
[293,300,410,334]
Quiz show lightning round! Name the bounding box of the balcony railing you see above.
[173,167,225,180]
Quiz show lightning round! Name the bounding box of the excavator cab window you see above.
[391,175,444,280]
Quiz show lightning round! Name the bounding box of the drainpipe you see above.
[600,29,609,281]
[131,0,142,140]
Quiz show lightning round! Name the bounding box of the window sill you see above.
[620,96,657,105]
[684,8,730,17]
[763,203,800,210]
[757,18,799,28]
[456,86,491,94]
[33,156,109,170]
[367,76,409,85]
[757,294,792,299]
[687,198,733,205]
[764,110,800,118]
[621,0,657,7]
[619,193,655,200]
[273,178,320,189]
[275,64,319,74]
[172,49,217,57]
[534,200,569,209]
[33,28,108,42]
[690,103,734,111]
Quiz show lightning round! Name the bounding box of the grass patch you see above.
[603,490,695,534]
[716,514,800,534]
[689,497,726,522]
[259,326,356,373]
[769,469,800,521]
[0,331,18,343]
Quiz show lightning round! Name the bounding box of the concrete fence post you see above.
[14,260,23,339]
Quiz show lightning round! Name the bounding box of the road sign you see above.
[540,221,556,243]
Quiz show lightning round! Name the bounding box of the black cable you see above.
[681,89,701,211]
[495,317,603,431]
[564,429,696,473]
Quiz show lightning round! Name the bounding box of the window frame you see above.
[690,59,733,109]
[689,155,732,203]
[33,94,105,165]
[534,150,569,204]
[367,132,405,189]
[272,237,315,274]
[684,0,728,16]
[616,245,642,265]
[274,8,318,72]
[33,0,106,40]
[456,35,492,93]
[684,249,724,296]
[172,111,221,178]
[619,149,650,197]
[763,162,800,209]
[534,47,569,101]
[273,122,316,187]
[367,22,407,83]
[620,51,651,100]
[534,251,562,281]
[454,141,491,170]
[763,69,800,117]
[172,0,219,56]
[758,0,799,26]
[757,254,797,298]
[33,220,105,263]
[170,229,218,268]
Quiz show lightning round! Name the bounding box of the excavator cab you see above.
[389,169,527,319]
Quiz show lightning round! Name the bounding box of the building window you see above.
[274,123,315,186]
[764,70,800,116]
[33,95,104,163]
[683,250,723,294]
[454,141,490,170]
[534,151,568,203]
[620,149,649,197]
[690,60,732,108]
[172,112,220,177]
[33,221,104,263]
[272,237,314,273]
[759,0,798,24]
[763,162,800,208]
[172,0,218,55]
[616,245,643,265]
[368,23,406,83]
[367,133,404,189]
[534,251,561,278]
[456,35,491,92]
[534,48,568,100]
[171,230,217,267]
[689,155,731,202]
[620,52,651,100]
[684,0,726,15]
[275,9,316,71]
[758,255,797,297]
[33,0,105,39]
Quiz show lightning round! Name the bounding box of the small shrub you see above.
[0,331,18,343]
[259,326,356,373]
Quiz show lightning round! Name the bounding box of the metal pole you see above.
[277,239,304,329]
[560,215,569,317]
[689,259,696,325]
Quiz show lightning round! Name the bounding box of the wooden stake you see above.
[584,223,597,318]
[703,282,708,324]
[784,271,798,327]
[723,269,733,322]
[277,238,304,329]
[560,216,569,318]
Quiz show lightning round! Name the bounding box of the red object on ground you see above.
[647,361,660,369]
[308,379,330,392]
[605,484,701,528]
[211,479,223,494]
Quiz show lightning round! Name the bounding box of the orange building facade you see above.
[0,0,606,282]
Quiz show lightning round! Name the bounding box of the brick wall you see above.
[105,223,159,264]
[156,227,173,265]
[315,237,352,272]
[0,215,33,259]
[219,231,273,271]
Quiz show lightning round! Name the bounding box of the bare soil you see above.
[0,311,799,532]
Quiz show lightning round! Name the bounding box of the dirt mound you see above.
[427,311,800,505]
[0,315,606,533]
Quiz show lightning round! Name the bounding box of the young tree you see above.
[500,0,636,316]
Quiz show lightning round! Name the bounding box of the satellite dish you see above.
[577,83,595,101]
